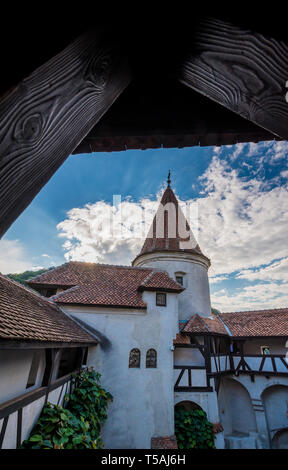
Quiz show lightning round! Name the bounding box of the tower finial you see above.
[167,170,171,188]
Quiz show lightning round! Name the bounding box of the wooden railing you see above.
[209,353,288,377]
[174,365,213,392]
[174,354,288,392]
[232,354,288,376]
[0,372,73,449]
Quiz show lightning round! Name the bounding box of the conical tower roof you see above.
[133,174,210,265]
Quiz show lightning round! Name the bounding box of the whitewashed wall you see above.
[133,251,212,319]
[62,291,179,449]
[0,350,45,404]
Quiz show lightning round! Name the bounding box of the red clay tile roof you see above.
[151,435,178,449]
[182,313,228,335]
[27,262,183,308]
[0,274,96,344]
[133,186,210,263]
[138,270,184,292]
[219,308,288,337]
[173,332,191,345]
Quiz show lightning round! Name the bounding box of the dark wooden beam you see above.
[0,30,130,238]
[179,17,288,140]
[0,339,96,349]
[73,80,278,154]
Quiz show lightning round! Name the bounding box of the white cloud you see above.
[209,275,230,284]
[211,282,288,312]
[57,141,288,310]
[236,257,288,282]
[0,240,41,274]
[197,156,288,279]
[281,170,288,178]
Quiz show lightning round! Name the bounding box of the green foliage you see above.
[21,367,112,449]
[8,268,52,285]
[175,407,216,449]
[211,307,221,315]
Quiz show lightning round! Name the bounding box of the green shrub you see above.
[21,367,112,449]
[175,407,215,449]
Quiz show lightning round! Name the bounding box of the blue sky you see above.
[2,140,288,312]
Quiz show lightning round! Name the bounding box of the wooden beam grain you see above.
[0,30,130,237]
[179,17,288,139]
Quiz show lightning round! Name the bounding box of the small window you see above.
[26,351,41,388]
[129,348,140,368]
[146,349,157,368]
[175,275,183,286]
[261,346,270,355]
[156,292,166,306]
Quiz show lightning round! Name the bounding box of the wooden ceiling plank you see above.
[0,30,131,238]
[179,16,288,140]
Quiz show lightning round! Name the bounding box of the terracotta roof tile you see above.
[151,435,178,449]
[182,313,228,335]
[0,274,96,344]
[27,262,183,308]
[173,332,191,345]
[133,186,210,264]
[139,271,184,292]
[219,308,288,337]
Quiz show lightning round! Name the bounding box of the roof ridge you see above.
[0,273,57,306]
[221,307,288,315]
[194,313,210,332]
[28,260,171,276]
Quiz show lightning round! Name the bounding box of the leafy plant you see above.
[8,268,52,285]
[21,367,112,449]
[175,407,215,449]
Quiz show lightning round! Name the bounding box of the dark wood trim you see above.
[57,302,147,310]
[0,416,9,449]
[0,340,95,350]
[174,368,185,388]
[175,386,213,393]
[42,349,56,387]
[174,365,206,370]
[280,357,288,370]
[16,408,22,448]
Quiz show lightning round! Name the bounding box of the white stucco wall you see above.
[0,350,45,404]
[133,251,211,319]
[218,374,288,449]
[174,347,205,366]
[62,291,179,449]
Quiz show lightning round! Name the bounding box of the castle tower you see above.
[132,173,212,319]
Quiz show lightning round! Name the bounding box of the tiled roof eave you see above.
[0,336,97,347]
[55,301,147,309]
[137,286,184,293]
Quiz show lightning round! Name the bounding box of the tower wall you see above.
[133,251,212,320]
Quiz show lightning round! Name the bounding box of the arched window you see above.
[146,349,157,368]
[129,348,140,368]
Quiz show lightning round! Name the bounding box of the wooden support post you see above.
[179,17,288,139]
[204,336,212,389]
[0,415,9,449]
[0,30,130,237]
